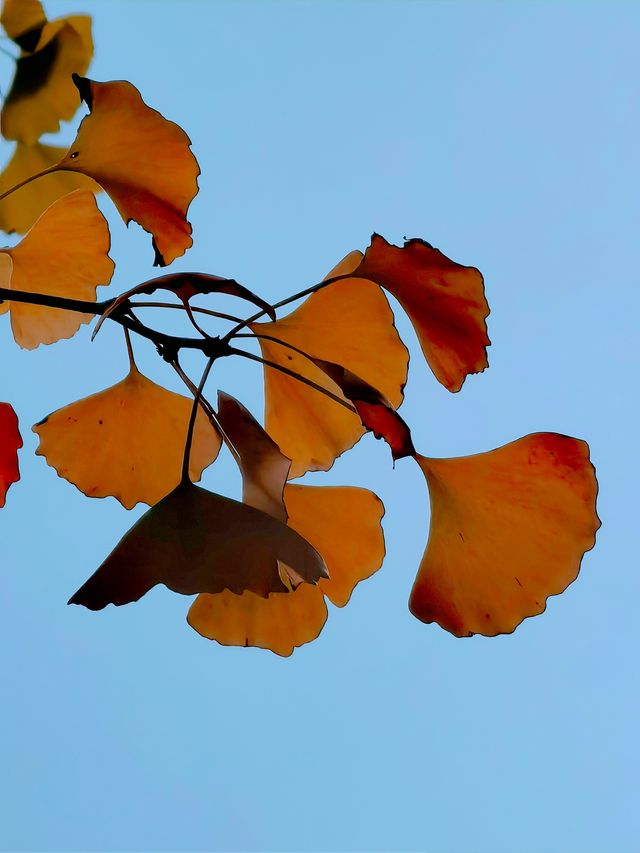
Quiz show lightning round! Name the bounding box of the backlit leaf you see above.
[93,271,275,340]
[1,0,46,44]
[33,363,221,509]
[69,480,329,610]
[1,189,113,348]
[0,142,99,234]
[0,401,22,507]
[2,4,93,144]
[410,433,600,637]
[188,394,385,655]
[253,251,408,477]
[309,357,415,462]
[353,234,490,392]
[56,75,200,266]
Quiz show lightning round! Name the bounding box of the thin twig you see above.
[131,301,245,324]
[181,357,215,483]
[228,346,355,413]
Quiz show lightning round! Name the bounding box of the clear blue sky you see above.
[1,2,638,851]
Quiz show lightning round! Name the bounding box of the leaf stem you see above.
[227,346,356,413]
[131,301,245,324]
[0,165,59,202]
[181,357,215,484]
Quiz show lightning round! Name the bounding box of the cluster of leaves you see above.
[0,0,600,656]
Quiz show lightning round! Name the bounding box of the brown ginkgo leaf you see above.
[1,0,93,145]
[0,143,100,235]
[55,75,200,266]
[0,401,22,508]
[252,251,409,477]
[93,272,275,340]
[69,480,329,610]
[188,392,385,656]
[0,189,114,349]
[32,360,221,509]
[353,234,490,392]
[410,433,600,637]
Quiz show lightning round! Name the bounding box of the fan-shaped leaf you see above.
[56,75,199,266]
[33,364,221,509]
[69,481,329,610]
[0,143,99,234]
[0,402,22,508]
[410,433,600,637]
[2,2,92,145]
[253,251,408,477]
[1,189,113,348]
[353,234,490,392]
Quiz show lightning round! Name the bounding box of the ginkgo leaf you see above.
[253,251,409,477]
[69,480,329,610]
[309,357,415,462]
[1,189,114,349]
[216,391,290,521]
[93,271,275,340]
[1,0,46,45]
[1,5,93,145]
[410,433,600,637]
[32,363,221,509]
[0,143,99,234]
[353,234,490,392]
[188,393,385,655]
[0,402,22,508]
[55,75,200,266]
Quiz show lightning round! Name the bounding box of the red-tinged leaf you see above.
[69,481,329,610]
[353,234,490,392]
[0,402,22,507]
[309,357,415,461]
[410,433,600,637]
[53,75,200,266]
[93,272,274,340]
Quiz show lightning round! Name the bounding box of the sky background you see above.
[1,2,638,851]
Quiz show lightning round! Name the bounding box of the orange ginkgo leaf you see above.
[53,75,200,266]
[410,433,600,638]
[32,361,221,509]
[0,402,22,508]
[252,251,409,477]
[309,357,415,462]
[1,0,93,145]
[188,392,385,655]
[0,143,99,235]
[353,234,490,392]
[69,480,329,611]
[0,189,113,349]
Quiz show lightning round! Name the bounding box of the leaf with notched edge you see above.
[0,190,114,349]
[32,363,221,509]
[1,0,93,145]
[353,234,490,392]
[188,392,385,656]
[0,143,100,235]
[55,75,200,266]
[69,480,329,610]
[410,433,600,637]
[0,402,22,508]
[253,251,409,477]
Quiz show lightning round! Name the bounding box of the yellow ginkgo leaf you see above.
[0,143,99,235]
[1,8,93,144]
[1,189,113,349]
[33,363,221,509]
[253,251,408,477]
[410,433,600,637]
[56,75,200,266]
